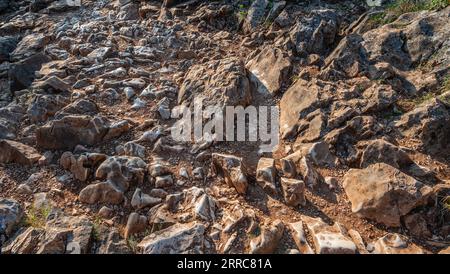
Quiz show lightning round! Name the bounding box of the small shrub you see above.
[25,205,52,228]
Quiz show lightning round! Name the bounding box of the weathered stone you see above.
[250,220,284,254]
[124,213,147,239]
[137,222,207,254]
[36,116,128,150]
[212,153,248,195]
[256,158,276,195]
[243,0,268,33]
[289,221,314,254]
[0,198,23,236]
[302,216,356,254]
[178,57,251,108]
[246,47,291,95]
[281,177,306,207]
[343,163,433,227]
[289,9,339,56]
[373,233,424,254]
[0,139,41,165]
[360,139,412,168]
[131,188,161,209]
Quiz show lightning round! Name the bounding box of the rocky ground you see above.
[0,0,449,254]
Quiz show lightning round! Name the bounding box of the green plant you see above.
[24,205,52,228]
[371,0,450,27]
[91,217,102,241]
[441,74,450,92]
[442,196,450,212]
[127,235,139,252]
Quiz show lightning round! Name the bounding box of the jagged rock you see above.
[9,53,51,92]
[324,116,383,164]
[343,163,433,227]
[60,152,107,182]
[243,0,268,33]
[293,141,338,167]
[2,227,44,254]
[178,57,251,107]
[4,212,93,254]
[131,188,161,209]
[246,46,291,95]
[280,177,306,207]
[373,233,424,254]
[321,7,450,80]
[10,33,50,61]
[404,213,432,238]
[98,206,113,219]
[79,182,124,205]
[212,153,248,195]
[289,221,314,254]
[0,36,18,62]
[299,156,323,187]
[117,3,140,21]
[280,79,331,139]
[359,139,412,168]
[87,47,112,62]
[439,246,450,254]
[79,156,147,204]
[0,104,25,140]
[54,99,99,119]
[95,227,131,254]
[155,175,174,188]
[289,9,339,56]
[256,157,276,195]
[148,161,171,177]
[360,84,397,113]
[348,229,368,254]
[36,115,128,150]
[194,194,216,221]
[395,99,450,155]
[32,76,71,93]
[250,220,284,254]
[27,94,69,123]
[124,213,147,239]
[302,216,356,254]
[0,140,41,165]
[137,222,208,254]
[0,198,23,236]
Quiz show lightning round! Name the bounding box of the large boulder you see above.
[279,79,331,138]
[395,99,450,155]
[8,53,51,92]
[178,57,251,108]
[289,9,340,56]
[137,222,208,254]
[0,139,41,165]
[343,163,433,227]
[246,47,291,95]
[36,115,129,150]
[359,139,412,168]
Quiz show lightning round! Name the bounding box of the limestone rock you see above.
[302,216,356,254]
[0,140,41,165]
[212,153,248,195]
[343,163,433,227]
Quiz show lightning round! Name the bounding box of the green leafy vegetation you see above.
[368,0,449,27]
[24,205,52,228]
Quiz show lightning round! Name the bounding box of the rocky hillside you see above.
[0,0,449,254]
